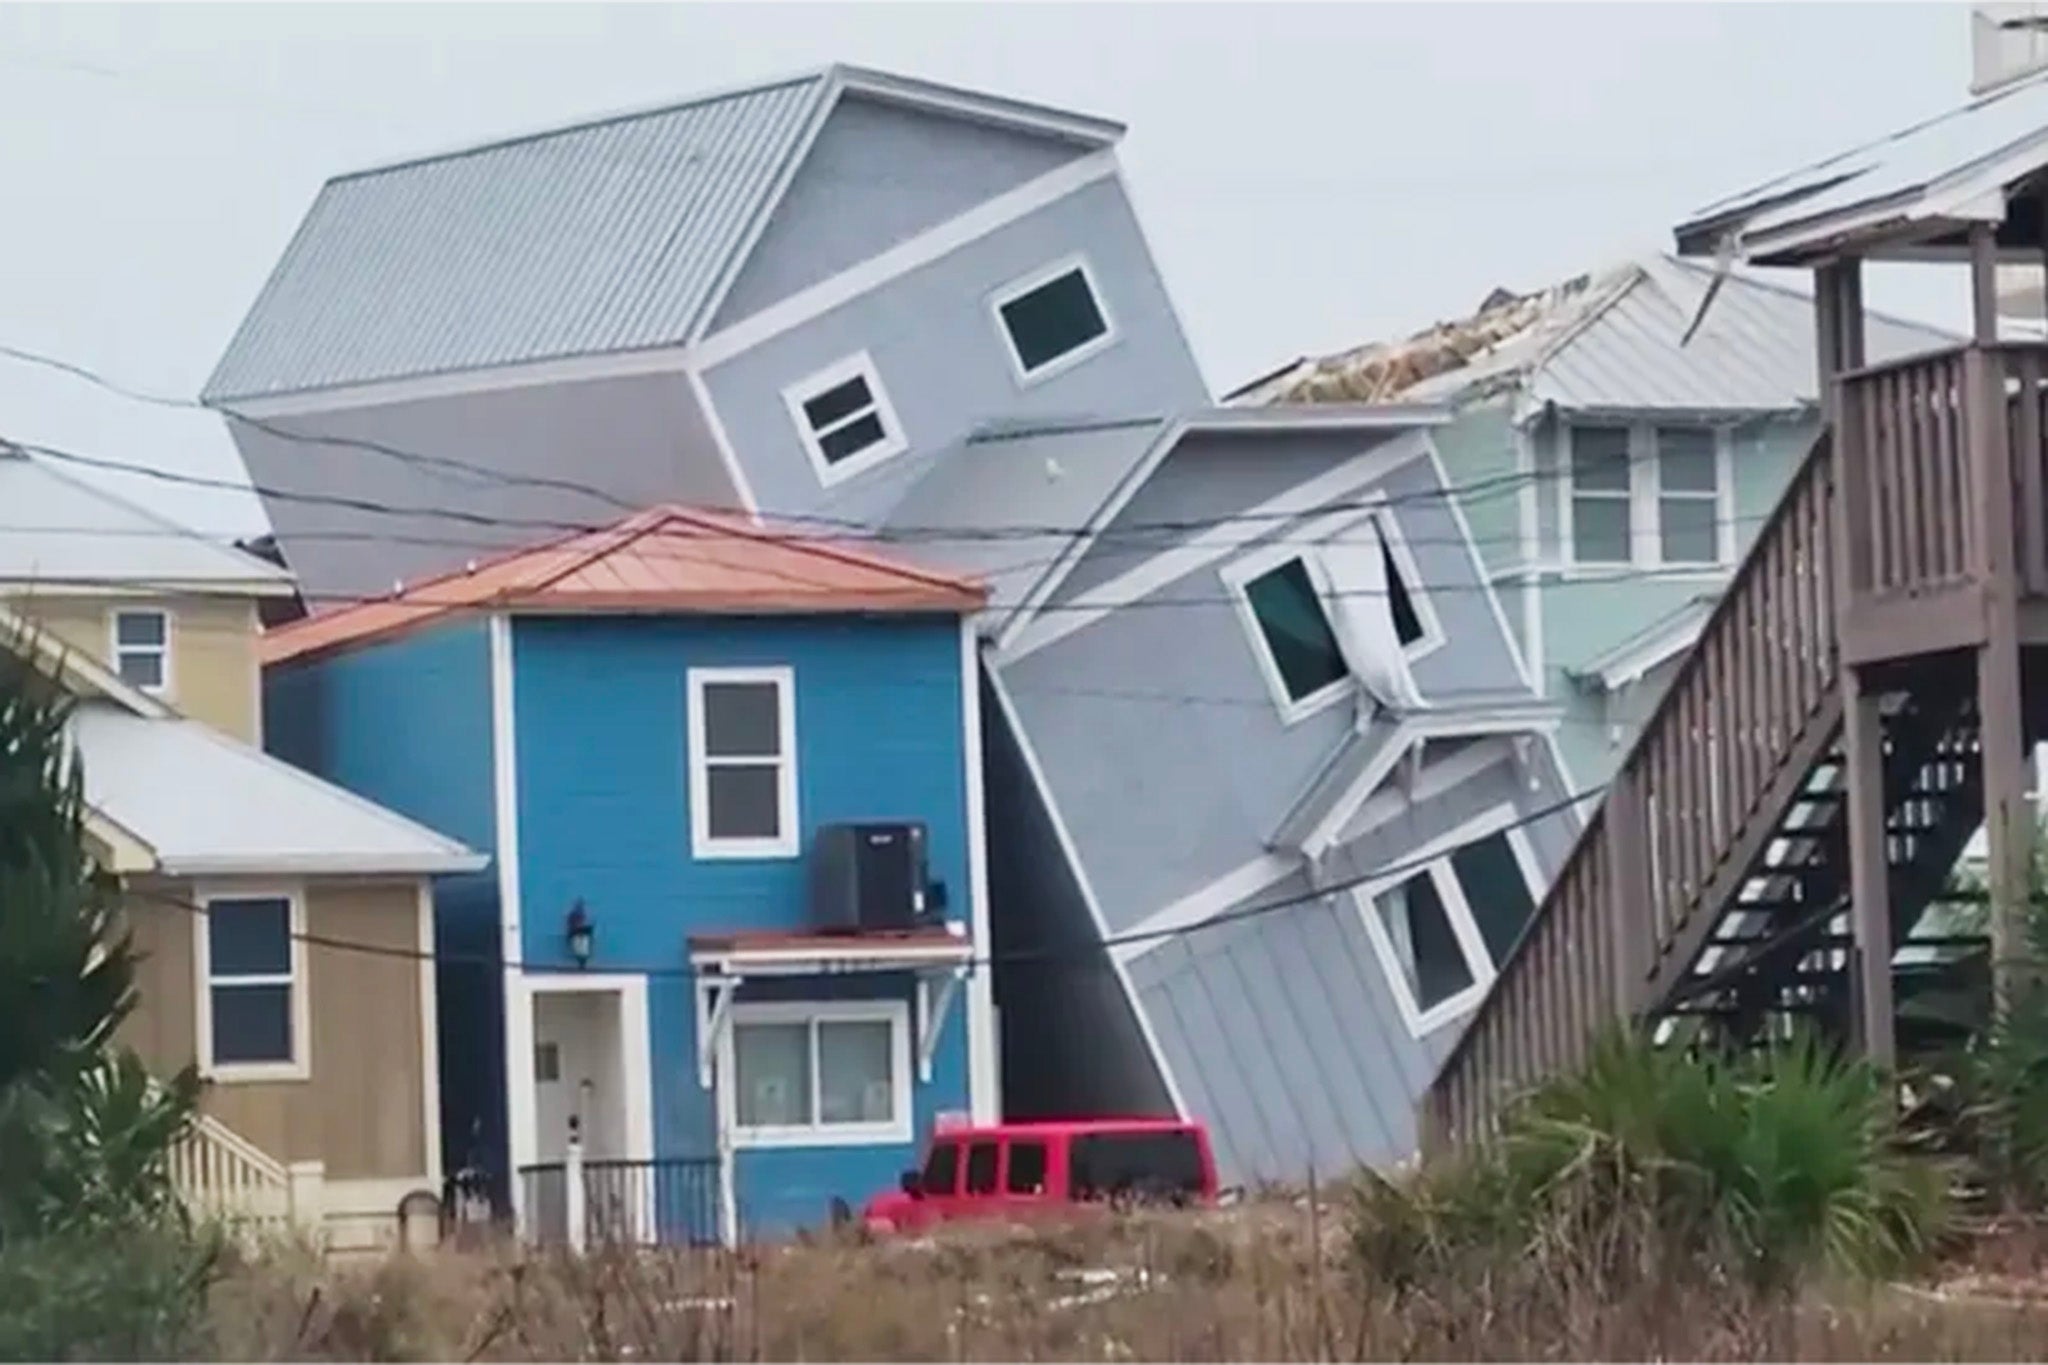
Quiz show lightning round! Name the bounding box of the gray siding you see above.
[1050,427,1408,608]
[1126,743,1578,1183]
[229,369,735,603]
[700,176,1208,531]
[999,443,1533,939]
[983,678,1174,1120]
[709,94,1088,333]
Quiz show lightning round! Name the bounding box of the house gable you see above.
[705,92,1099,336]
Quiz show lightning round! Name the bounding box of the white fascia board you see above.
[835,65,1125,147]
[157,851,487,877]
[996,427,1436,664]
[1576,609,1712,692]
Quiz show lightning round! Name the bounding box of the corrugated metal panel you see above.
[1526,258,1955,415]
[1682,68,2048,251]
[0,450,293,587]
[204,75,827,403]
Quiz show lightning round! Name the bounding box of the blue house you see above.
[261,505,993,1240]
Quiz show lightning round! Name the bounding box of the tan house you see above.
[0,446,484,1250]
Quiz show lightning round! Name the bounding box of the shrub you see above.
[0,1224,220,1361]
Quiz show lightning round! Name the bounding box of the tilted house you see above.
[210,62,1568,1197]
[887,406,1578,1183]
[0,447,483,1250]
[1232,255,1952,792]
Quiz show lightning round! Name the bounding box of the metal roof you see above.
[1240,256,1955,421]
[203,64,1125,405]
[69,701,485,877]
[0,446,295,592]
[1676,69,2048,264]
[262,503,985,666]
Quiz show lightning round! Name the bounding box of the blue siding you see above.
[511,613,976,1236]
[261,621,506,1186]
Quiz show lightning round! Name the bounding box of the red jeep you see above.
[861,1117,1218,1234]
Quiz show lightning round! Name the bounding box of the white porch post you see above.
[564,1121,586,1254]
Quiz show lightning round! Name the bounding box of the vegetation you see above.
[0,624,215,1358]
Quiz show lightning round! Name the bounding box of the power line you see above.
[126,781,1602,979]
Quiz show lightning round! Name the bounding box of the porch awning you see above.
[687,928,973,1089]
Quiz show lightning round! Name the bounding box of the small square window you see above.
[112,609,170,693]
[1656,427,1721,566]
[734,1021,812,1128]
[1241,557,1348,705]
[784,353,906,484]
[994,258,1113,382]
[1006,1140,1049,1195]
[1569,426,1634,566]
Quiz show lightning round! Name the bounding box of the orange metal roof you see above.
[261,505,986,666]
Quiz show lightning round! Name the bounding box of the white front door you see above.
[533,991,625,1161]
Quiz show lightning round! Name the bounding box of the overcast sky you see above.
[0,1,1978,536]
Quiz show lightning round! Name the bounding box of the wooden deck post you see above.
[1817,257,1897,1061]
[1970,222,2032,1007]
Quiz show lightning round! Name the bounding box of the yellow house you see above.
[0,447,485,1251]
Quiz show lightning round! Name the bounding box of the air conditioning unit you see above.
[809,821,931,933]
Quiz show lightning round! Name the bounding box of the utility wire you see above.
[128,782,1602,979]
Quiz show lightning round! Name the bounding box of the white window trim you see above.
[1219,540,1352,727]
[108,606,173,698]
[988,253,1119,388]
[1354,806,1546,1038]
[687,665,799,860]
[1326,506,1448,665]
[1557,420,1737,573]
[779,350,909,488]
[192,884,310,1083]
[719,998,913,1149]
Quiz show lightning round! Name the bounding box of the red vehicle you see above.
[860,1117,1218,1234]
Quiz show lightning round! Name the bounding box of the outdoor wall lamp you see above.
[565,900,594,969]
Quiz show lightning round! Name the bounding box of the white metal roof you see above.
[1676,68,2048,264]
[0,447,294,593]
[68,702,485,877]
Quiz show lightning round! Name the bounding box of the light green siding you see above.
[1429,403,1520,576]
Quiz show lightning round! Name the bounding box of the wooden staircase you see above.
[1427,338,2035,1144]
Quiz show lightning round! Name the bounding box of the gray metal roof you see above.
[1247,256,1955,422]
[880,417,1171,631]
[0,447,295,591]
[1677,68,2048,264]
[203,64,1126,405]
[205,74,823,403]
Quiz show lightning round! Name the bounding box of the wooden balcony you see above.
[1836,342,2048,665]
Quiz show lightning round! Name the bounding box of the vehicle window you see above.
[1069,1131,1205,1203]
[921,1141,960,1196]
[1005,1140,1049,1196]
[964,1141,999,1195]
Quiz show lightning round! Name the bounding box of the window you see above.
[197,893,306,1080]
[965,1141,1000,1195]
[687,667,798,859]
[1565,422,1728,569]
[921,1140,961,1196]
[1656,427,1720,565]
[1359,820,1543,1036]
[1069,1131,1208,1203]
[111,609,170,693]
[992,256,1114,384]
[1005,1139,1049,1195]
[534,1041,561,1082]
[782,352,908,485]
[1568,426,1632,565]
[1241,556,1348,708]
[1223,513,1441,725]
[726,1001,911,1147]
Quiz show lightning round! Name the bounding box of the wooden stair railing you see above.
[168,1110,295,1230]
[1427,430,1840,1147]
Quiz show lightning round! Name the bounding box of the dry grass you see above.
[174,1200,2048,1362]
